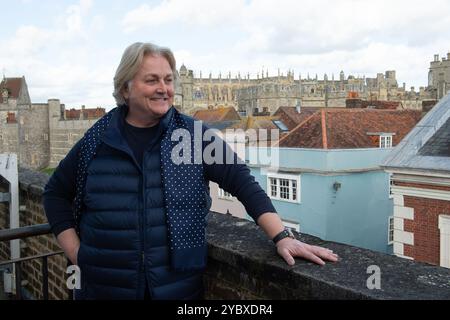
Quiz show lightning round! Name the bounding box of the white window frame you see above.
[388,173,394,199]
[380,135,393,148]
[388,216,394,245]
[282,220,300,232]
[218,187,233,200]
[267,172,301,203]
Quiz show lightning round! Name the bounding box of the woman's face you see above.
[123,54,174,124]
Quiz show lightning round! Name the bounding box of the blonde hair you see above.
[113,42,177,106]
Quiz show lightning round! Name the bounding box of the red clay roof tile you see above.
[0,78,23,99]
[278,108,422,149]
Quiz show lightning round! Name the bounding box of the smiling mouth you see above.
[150,97,169,101]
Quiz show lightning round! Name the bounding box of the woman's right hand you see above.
[56,228,81,265]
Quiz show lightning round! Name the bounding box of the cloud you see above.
[123,0,450,54]
[0,0,117,107]
[3,0,449,108]
[238,0,450,55]
[122,0,245,32]
[121,0,449,88]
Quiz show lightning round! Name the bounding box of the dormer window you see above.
[380,135,393,148]
[367,132,396,148]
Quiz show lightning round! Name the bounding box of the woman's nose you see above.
[156,79,167,93]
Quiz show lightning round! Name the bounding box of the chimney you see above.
[434,54,439,62]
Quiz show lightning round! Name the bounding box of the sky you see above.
[1,0,449,110]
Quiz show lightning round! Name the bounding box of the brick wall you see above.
[0,170,69,300]
[403,195,449,266]
[18,188,69,299]
[392,180,450,266]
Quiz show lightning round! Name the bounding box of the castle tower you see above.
[179,64,194,111]
[428,53,450,99]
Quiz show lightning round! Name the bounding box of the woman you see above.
[43,42,338,300]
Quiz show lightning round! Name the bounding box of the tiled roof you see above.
[230,116,279,131]
[205,120,241,131]
[193,107,241,122]
[0,77,23,99]
[273,107,320,130]
[382,93,450,173]
[65,107,106,120]
[277,108,422,149]
[419,117,450,157]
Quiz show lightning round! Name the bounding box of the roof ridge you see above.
[321,109,328,149]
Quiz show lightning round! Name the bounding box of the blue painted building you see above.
[209,107,423,254]
[246,147,394,254]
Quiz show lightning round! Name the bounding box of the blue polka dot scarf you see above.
[74,107,210,272]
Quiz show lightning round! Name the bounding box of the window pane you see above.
[292,180,297,201]
[380,136,386,148]
[270,178,277,197]
[389,217,394,242]
[387,136,392,148]
[280,179,290,199]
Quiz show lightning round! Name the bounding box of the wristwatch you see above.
[272,228,295,244]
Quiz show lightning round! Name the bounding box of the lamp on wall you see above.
[333,182,341,191]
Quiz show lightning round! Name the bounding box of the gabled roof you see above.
[193,107,241,122]
[0,77,23,99]
[273,107,319,130]
[276,108,422,149]
[382,93,450,173]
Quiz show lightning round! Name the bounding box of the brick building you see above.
[382,93,450,268]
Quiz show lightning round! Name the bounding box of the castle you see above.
[1,53,449,170]
[178,56,445,115]
[0,77,104,169]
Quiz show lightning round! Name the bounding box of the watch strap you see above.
[272,228,294,244]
